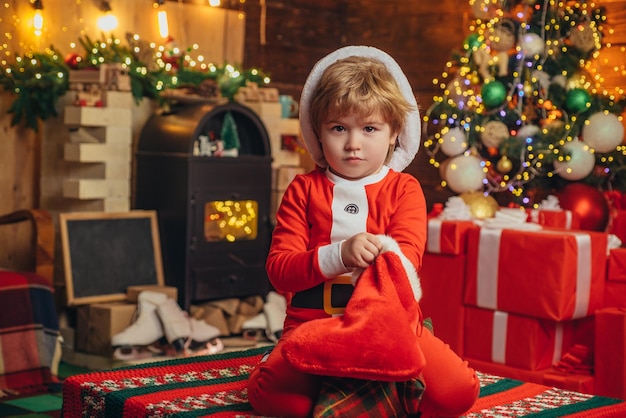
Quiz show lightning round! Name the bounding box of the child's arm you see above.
[385,175,428,272]
[266,174,347,293]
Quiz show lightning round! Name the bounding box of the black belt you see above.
[291,276,353,315]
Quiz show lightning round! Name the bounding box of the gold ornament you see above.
[569,22,597,53]
[481,120,509,148]
[497,155,513,173]
[460,191,500,219]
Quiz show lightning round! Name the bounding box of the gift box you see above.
[609,210,626,244]
[464,306,576,371]
[464,227,608,320]
[426,219,477,255]
[608,248,626,283]
[419,253,466,356]
[526,209,580,230]
[604,282,626,308]
[594,307,626,400]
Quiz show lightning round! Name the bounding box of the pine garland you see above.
[0,47,69,132]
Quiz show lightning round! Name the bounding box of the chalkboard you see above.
[60,210,164,305]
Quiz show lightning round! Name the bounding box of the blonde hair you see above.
[309,56,415,144]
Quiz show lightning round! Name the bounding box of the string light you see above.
[96,1,118,32]
[31,0,43,37]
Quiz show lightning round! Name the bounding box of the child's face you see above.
[319,111,397,180]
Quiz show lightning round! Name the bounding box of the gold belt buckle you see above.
[323,275,352,315]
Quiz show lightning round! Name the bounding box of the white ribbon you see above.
[492,310,508,364]
[427,219,442,253]
[476,228,501,310]
[553,323,564,365]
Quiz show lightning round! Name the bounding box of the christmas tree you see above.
[423,0,626,208]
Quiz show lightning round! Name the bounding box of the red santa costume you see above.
[247,46,479,417]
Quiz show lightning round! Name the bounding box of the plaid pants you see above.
[314,375,425,417]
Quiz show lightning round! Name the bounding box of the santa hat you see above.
[281,236,425,381]
[299,45,421,172]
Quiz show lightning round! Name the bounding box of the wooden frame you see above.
[60,210,164,306]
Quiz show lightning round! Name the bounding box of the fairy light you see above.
[32,0,43,37]
[96,1,118,32]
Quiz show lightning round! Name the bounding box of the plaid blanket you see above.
[62,346,626,417]
[0,270,60,393]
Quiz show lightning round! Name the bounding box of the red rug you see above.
[62,346,626,417]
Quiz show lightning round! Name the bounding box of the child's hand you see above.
[340,233,383,269]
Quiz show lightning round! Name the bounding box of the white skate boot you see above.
[264,291,287,342]
[111,291,168,360]
[156,297,192,353]
[241,313,268,341]
[185,318,224,356]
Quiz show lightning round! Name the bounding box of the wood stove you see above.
[135,102,272,309]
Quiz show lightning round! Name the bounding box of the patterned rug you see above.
[62,346,626,417]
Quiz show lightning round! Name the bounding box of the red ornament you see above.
[64,53,82,69]
[556,183,610,231]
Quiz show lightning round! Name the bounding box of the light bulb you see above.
[97,13,118,32]
[33,9,43,36]
[157,10,169,39]
[209,0,221,6]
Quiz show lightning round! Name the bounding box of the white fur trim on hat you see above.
[351,234,422,302]
[299,45,421,172]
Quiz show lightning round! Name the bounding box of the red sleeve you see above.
[265,174,328,293]
[383,174,427,272]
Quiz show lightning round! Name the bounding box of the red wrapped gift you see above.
[605,282,626,308]
[594,307,626,400]
[543,371,594,394]
[464,306,576,371]
[609,210,626,244]
[426,219,477,255]
[419,253,466,356]
[464,227,608,320]
[526,209,580,230]
[608,248,626,283]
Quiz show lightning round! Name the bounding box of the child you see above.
[247,45,479,417]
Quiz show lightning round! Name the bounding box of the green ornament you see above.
[464,33,483,51]
[565,88,591,113]
[481,80,507,108]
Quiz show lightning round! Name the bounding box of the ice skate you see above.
[111,291,168,359]
[156,297,192,353]
[184,318,224,356]
[263,291,287,342]
[241,312,268,341]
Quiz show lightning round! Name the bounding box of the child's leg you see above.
[247,340,321,418]
[418,327,480,417]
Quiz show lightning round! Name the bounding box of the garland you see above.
[0,34,270,132]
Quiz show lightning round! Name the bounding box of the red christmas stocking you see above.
[281,249,425,381]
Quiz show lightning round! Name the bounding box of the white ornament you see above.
[532,70,550,91]
[551,75,567,89]
[516,124,541,141]
[582,112,625,153]
[520,33,545,57]
[554,140,595,180]
[481,120,509,148]
[440,127,468,156]
[445,154,486,193]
